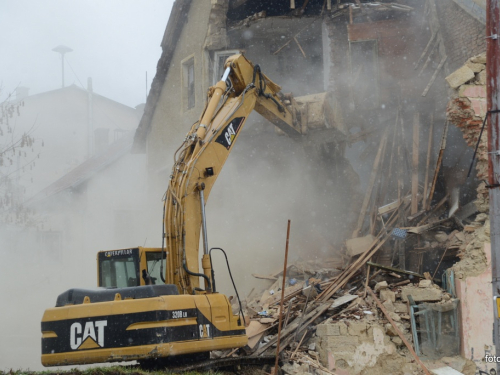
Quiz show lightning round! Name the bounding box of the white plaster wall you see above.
[456,242,495,373]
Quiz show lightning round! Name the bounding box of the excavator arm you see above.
[40,54,336,367]
[163,54,306,294]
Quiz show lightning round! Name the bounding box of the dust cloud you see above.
[0,0,478,372]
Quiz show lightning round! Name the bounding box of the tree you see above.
[0,87,41,226]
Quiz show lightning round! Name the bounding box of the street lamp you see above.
[52,45,73,88]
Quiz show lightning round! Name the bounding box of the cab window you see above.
[146,252,166,285]
[99,250,140,288]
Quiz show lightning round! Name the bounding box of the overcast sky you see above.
[0,0,174,108]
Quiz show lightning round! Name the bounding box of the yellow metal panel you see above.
[42,335,248,367]
[206,294,230,330]
[126,317,197,330]
[42,295,198,322]
[42,331,58,338]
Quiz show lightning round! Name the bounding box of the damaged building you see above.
[132,0,493,374]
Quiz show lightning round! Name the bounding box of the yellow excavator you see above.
[41,54,333,367]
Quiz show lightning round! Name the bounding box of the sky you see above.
[0,0,174,108]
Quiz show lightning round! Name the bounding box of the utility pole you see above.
[52,45,73,88]
[487,0,500,370]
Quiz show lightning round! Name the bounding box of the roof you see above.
[19,84,140,114]
[26,132,135,206]
[132,0,192,153]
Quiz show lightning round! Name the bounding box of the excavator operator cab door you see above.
[97,247,166,288]
[143,249,166,286]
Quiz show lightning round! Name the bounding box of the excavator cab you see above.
[97,247,166,288]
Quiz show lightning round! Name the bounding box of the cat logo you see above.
[225,124,236,146]
[70,320,107,350]
[199,323,211,339]
[215,117,245,150]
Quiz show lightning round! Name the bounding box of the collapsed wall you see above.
[446,52,495,373]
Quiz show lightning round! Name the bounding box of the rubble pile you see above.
[213,258,469,374]
[210,53,491,374]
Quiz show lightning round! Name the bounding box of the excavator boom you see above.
[41,54,331,367]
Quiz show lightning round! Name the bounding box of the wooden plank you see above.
[352,126,390,238]
[329,294,358,309]
[251,301,332,356]
[319,200,405,302]
[411,112,420,215]
[294,37,307,58]
[418,37,439,77]
[367,288,431,375]
[374,116,399,219]
[425,120,449,210]
[414,31,437,69]
[346,234,377,257]
[252,274,277,281]
[273,20,316,55]
[422,114,434,208]
[378,195,411,215]
[422,55,448,96]
[364,263,371,298]
[274,219,291,375]
[245,321,268,349]
[327,0,332,10]
[290,0,296,9]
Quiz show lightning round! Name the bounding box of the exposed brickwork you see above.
[446,55,488,203]
[435,0,486,72]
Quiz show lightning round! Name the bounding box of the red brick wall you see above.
[435,0,486,71]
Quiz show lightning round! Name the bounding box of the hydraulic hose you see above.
[182,260,211,292]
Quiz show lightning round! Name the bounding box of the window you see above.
[182,56,195,110]
[146,252,167,285]
[213,50,240,84]
[114,128,126,142]
[99,249,140,288]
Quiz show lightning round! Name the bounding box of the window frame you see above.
[213,50,240,85]
[181,54,196,111]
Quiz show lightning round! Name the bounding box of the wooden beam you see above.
[422,114,434,209]
[319,202,404,302]
[422,55,448,96]
[418,37,439,77]
[327,0,332,10]
[294,37,307,58]
[290,0,296,9]
[414,31,437,69]
[411,112,420,215]
[352,126,389,238]
[425,120,449,210]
